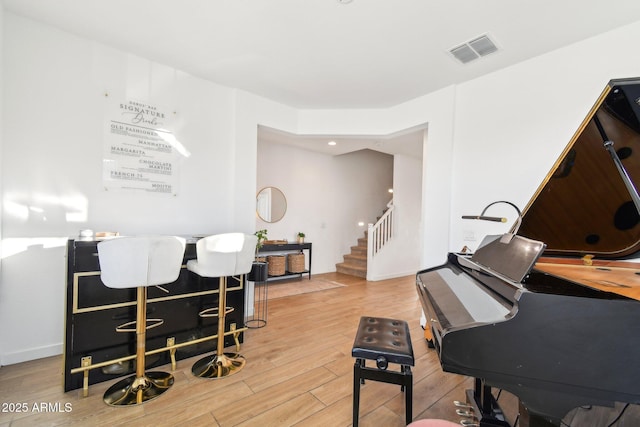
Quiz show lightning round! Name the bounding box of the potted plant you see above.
[249,229,269,282]
[297,232,305,244]
[255,229,268,253]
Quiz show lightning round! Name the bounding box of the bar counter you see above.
[63,237,246,392]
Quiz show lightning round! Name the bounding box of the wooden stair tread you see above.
[336,262,367,278]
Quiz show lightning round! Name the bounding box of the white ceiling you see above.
[5,0,640,156]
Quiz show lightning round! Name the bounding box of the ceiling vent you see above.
[449,34,498,64]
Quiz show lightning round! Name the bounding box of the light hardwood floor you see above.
[0,273,637,426]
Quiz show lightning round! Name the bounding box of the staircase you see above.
[335,233,368,278]
[335,199,395,279]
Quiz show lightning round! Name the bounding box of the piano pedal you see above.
[455,409,475,418]
[454,400,473,409]
[459,420,479,427]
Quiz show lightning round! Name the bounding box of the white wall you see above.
[232,90,299,230]
[256,140,393,273]
[2,16,241,239]
[367,153,423,281]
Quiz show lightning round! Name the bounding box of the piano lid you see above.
[519,78,640,259]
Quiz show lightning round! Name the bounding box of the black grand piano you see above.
[416,78,640,427]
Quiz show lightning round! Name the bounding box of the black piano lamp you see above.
[462,200,523,243]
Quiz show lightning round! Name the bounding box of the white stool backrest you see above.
[98,236,186,289]
[193,233,258,277]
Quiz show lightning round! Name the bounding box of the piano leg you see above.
[518,401,558,427]
[466,380,560,427]
[465,378,510,427]
[478,379,493,416]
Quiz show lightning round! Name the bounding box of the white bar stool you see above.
[97,235,186,406]
[187,233,257,378]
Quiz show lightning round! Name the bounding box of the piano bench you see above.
[352,316,415,427]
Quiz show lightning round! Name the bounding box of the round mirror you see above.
[256,187,287,223]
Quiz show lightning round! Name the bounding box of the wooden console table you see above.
[258,242,312,281]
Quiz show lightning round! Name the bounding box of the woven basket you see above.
[267,255,286,276]
[287,253,306,273]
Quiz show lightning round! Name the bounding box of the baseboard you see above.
[1,343,63,366]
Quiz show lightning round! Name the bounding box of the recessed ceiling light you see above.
[338,0,354,4]
[328,141,337,146]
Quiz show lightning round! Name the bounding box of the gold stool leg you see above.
[104,287,174,406]
[231,323,242,352]
[192,276,246,378]
[167,337,177,371]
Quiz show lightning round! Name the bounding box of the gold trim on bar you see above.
[81,356,91,397]
[72,271,245,314]
[70,326,248,375]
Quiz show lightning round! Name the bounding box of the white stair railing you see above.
[368,199,394,258]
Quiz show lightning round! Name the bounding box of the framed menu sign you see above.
[103,99,183,195]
